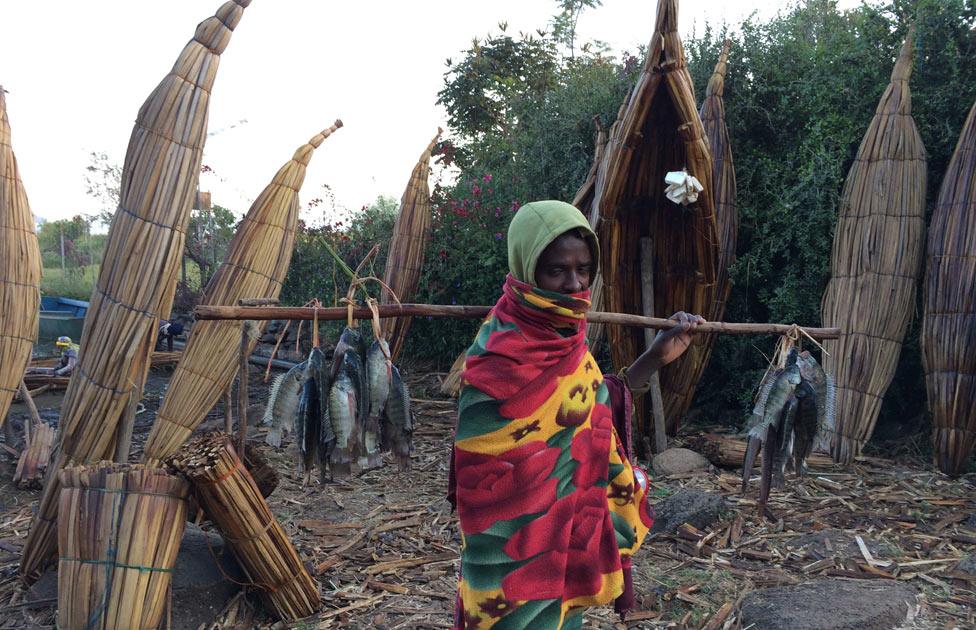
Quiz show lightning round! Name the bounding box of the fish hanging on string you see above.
[741,347,836,520]
[382,365,414,471]
[262,360,306,448]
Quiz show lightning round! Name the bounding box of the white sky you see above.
[0,0,858,227]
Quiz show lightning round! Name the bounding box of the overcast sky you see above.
[1,0,857,227]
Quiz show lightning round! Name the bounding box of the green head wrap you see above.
[506,200,600,286]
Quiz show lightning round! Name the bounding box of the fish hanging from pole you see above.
[742,348,832,519]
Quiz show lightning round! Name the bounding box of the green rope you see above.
[68,486,187,500]
[59,557,174,574]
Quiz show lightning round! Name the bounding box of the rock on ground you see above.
[957,554,976,576]
[171,523,245,630]
[740,579,917,630]
[650,490,725,534]
[651,447,710,476]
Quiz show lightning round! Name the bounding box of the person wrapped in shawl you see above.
[449,200,703,629]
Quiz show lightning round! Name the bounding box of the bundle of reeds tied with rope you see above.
[380,130,441,362]
[820,30,926,464]
[142,122,342,464]
[57,463,189,630]
[171,433,318,620]
[589,0,718,440]
[0,87,42,431]
[20,0,250,581]
[921,98,976,477]
[699,40,737,322]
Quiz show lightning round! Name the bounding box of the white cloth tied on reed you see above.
[664,169,704,206]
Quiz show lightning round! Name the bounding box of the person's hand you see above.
[648,311,704,367]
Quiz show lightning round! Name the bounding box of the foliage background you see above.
[276,0,975,454]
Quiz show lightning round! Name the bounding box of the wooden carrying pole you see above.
[195,304,841,339]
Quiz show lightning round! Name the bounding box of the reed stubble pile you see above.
[19,0,250,581]
[57,463,189,630]
[589,0,718,440]
[921,98,976,476]
[142,122,342,464]
[381,130,441,362]
[821,32,926,464]
[0,87,42,431]
[170,433,319,620]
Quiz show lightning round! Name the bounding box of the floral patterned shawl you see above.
[450,275,653,629]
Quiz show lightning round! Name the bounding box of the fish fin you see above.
[262,373,286,426]
[759,423,778,513]
[265,427,282,449]
[742,436,761,493]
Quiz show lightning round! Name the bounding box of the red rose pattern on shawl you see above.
[501,486,623,601]
[455,441,561,534]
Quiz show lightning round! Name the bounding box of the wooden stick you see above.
[640,238,669,455]
[194,304,842,339]
[17,381,40,444]
[239,297,280,307]
[237,323,249,455]
[224,386,233,435]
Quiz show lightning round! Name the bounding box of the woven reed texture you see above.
[921,98,976,476]
[589,0,718,439]
[700,40,737,320]
[821,31,927,464]
[20,0,250,581]
[573,114,613,351]
[0,88,42,430]
[381,130,441,361]
[142,122,342,463]
[172,433,319,620]
[57,463,188,630]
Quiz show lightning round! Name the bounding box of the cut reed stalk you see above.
[20,0,250,581]
[380,130,441,361]
[821,30,927,464]
[57,463,188,630]
[171,433,318,620]
[0,87,42,431]
[14,421,55,489]
[142,123,341,464]
[920,97,976,476]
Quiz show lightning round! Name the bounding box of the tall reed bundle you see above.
[0,87,42,430]
[921,98,976,476]
[57,463,189,630]
[171,433,318,620]
[700,40,737,319]
[820,31,926,464]
[142,123,342,463]
[20,0,250,581]
[573,114,613,351]
[589,0,718,439]
[14,421,55,489]
[381,130,441,361]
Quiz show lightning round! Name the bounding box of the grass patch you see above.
[41,265,98,300]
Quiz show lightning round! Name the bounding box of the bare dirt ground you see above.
[0,363,973,629]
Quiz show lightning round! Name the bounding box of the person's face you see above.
[534,232,593,294]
